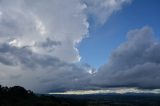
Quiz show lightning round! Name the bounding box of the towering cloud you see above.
[0,0,132,93]
[94,26,160,89]
[0,0,89,62]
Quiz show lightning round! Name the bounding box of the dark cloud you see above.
[1,26,160,92]
[2,0,160,93]
[0,43,93,93]
[36,38,61,52]
[40,38,61,47]
[93,26,160,89]
[0,0,133,93]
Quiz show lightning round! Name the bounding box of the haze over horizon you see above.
[0,0,160,93]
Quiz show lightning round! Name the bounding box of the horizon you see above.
[49,88,160,95]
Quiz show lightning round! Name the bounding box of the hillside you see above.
[0,85,160,106]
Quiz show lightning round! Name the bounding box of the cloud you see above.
[0,43,93,93]
[0,0,131,93]
[0,0,131,62]
[0,0,89,62]
[93,26,160,89]
[83,0,132,24]
[50,88,160,95]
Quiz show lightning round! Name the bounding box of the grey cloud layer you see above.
[0,0,135,93]
[0,43,92,93]
[94,27,160,89]
[2,26,160,93]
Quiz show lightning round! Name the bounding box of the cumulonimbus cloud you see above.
[0,0,132,93]
[0,0,89,63]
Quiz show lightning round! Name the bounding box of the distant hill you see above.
[0,85,69,106]
[0,85,160,106]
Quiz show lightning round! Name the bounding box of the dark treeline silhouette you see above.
[0,85,160,106]
[0,85,70,106]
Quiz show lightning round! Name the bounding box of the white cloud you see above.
[0,0,89,62]
[0,0,131,62]
[0,0,132,93]
[83,0,132,24]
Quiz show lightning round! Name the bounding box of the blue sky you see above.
[79,0,160,68]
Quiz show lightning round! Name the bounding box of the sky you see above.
[0,0,160,93]
[79,0,160,68]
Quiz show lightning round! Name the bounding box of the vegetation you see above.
[0,85,63,106]
[0,85,160,106]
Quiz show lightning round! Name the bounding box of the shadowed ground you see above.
[0,85,160,106]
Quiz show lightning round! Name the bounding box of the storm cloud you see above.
[0,0,133,93]
[0,43,93,93]
[94,26,160,89]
